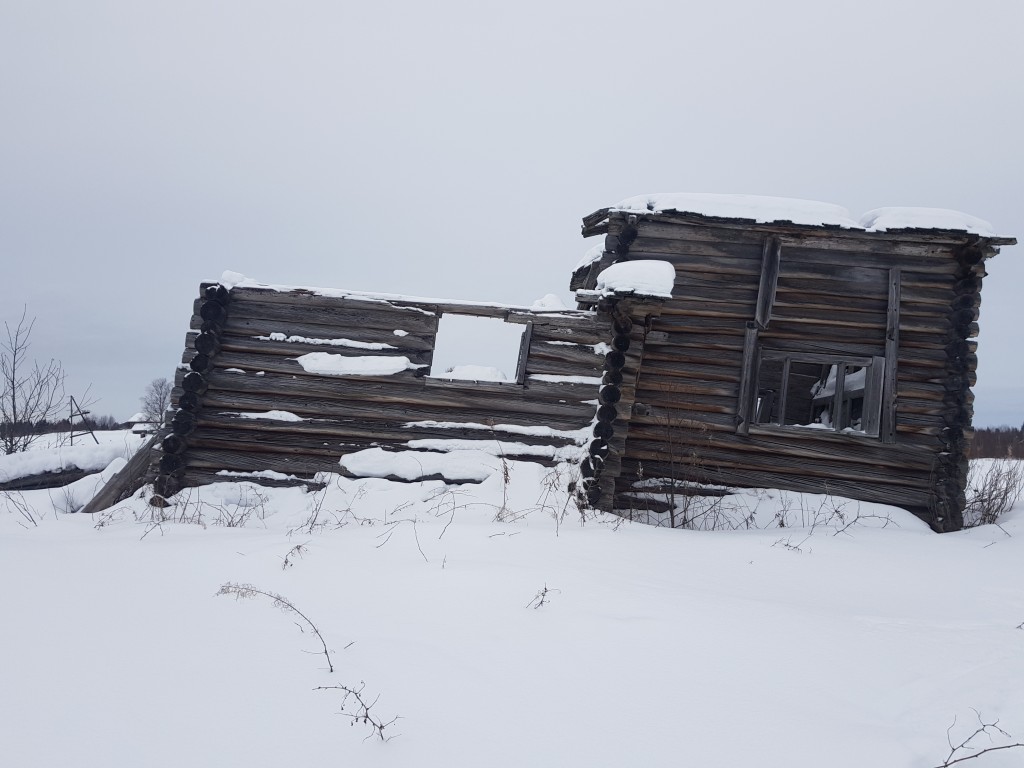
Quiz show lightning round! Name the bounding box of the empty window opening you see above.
[429,314,527,383]
[754,352,883,436]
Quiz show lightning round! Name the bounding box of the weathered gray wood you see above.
[197,380,597,429]
[223,302,440,336]
[618,457,933,510]
[80,433,162,514]
[882,268,902,443]
[735,323,759,435]
[190,411,581,447]
[755,235,781,328]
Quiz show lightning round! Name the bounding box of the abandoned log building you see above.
[148,194,1014,532]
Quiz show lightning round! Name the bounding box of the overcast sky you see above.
[1,0,1021,426]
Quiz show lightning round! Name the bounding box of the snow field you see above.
[1,455,1023,767]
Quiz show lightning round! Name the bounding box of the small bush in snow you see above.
[963,458,1024,527]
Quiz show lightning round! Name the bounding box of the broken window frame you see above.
[751,349,886,438]
[736,237,900,442]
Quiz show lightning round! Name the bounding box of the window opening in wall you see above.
[428,313,528,383]
[754,351,884,436]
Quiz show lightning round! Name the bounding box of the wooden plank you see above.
[617,457,933,509]
[184,448,342,477]
[81,432,163,512]
[527,340,607,368]
[882,269,901,443]
[636,251,763,278]
[735,323,759,435]
[196,378,598,428]
[755,235,781,328]
[624,421,935,468]
[210,350,432,379]
[218,328,436,354]
[776,244,960,275]
[624,437,933,482]
[182,468,327,489]
[525,357,602,378]
[224,301,439,336]
[658,304,756,322]
[192,411,581,447]
[515,321,534,385]
[629,214,985,252]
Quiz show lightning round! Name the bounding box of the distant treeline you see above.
[969,424,1024,459]
[0,414,123,440]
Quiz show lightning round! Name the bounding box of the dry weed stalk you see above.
[216,582,334,672]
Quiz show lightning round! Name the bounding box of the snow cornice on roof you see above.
[582,193,1016,245]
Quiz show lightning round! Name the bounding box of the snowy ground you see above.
[1,442,1022,767]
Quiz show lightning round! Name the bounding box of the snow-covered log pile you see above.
[153,276,666,503]
[574,194,1016,532]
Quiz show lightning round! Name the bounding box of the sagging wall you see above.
[153,281,620,496]
[576,210,995,532]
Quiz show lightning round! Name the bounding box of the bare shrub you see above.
[933,709,1024,767]
[963,458,1024,527]
[0,308,66,454]
[2,490,39,527]
[526,583,559,609]
[218,582,399,742]
[314,682,400,742]
[217,582,334,672]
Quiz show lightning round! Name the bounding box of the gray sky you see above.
[1,0,1021,425]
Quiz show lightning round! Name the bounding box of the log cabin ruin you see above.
[135,194,1015,532]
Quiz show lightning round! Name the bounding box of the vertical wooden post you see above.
[882,268,901,444]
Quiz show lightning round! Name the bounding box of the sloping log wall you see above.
[577,210,1010,532]
[152,283,617,497]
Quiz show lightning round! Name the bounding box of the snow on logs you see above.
[156,277,659,495]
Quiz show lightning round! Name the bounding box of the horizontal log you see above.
[528,340,608,367]
[223,301,440,336]
[630,216,982,254]
[633,250,763,278]
[623,423,935,470]
[531,328,609,350]
[628,233,764,260]
[658,304,755,322]
[181,468,327,490]
[203,368,603,413]
[219,327,436,354]
[622,441,929,489]
[760,321,886,344]
[630,389,737,415]
[777,245,960,275]
[616,457,933,509]
[210,350,433,379]
[191,411,581,448]
[670,283,760,305]
[633,363,741,388]
[195,381,597,431]
[524,356,603,378]
[184,448,341,477]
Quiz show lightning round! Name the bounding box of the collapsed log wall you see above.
[153,283,614,495]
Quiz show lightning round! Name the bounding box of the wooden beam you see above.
[755,235,781,328]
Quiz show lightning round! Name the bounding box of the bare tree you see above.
[140,377,173,425]
[0,308,66,455]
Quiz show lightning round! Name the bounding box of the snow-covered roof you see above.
[858,207,996,236]
[604,193,1011,239]
[613,193,861,229]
